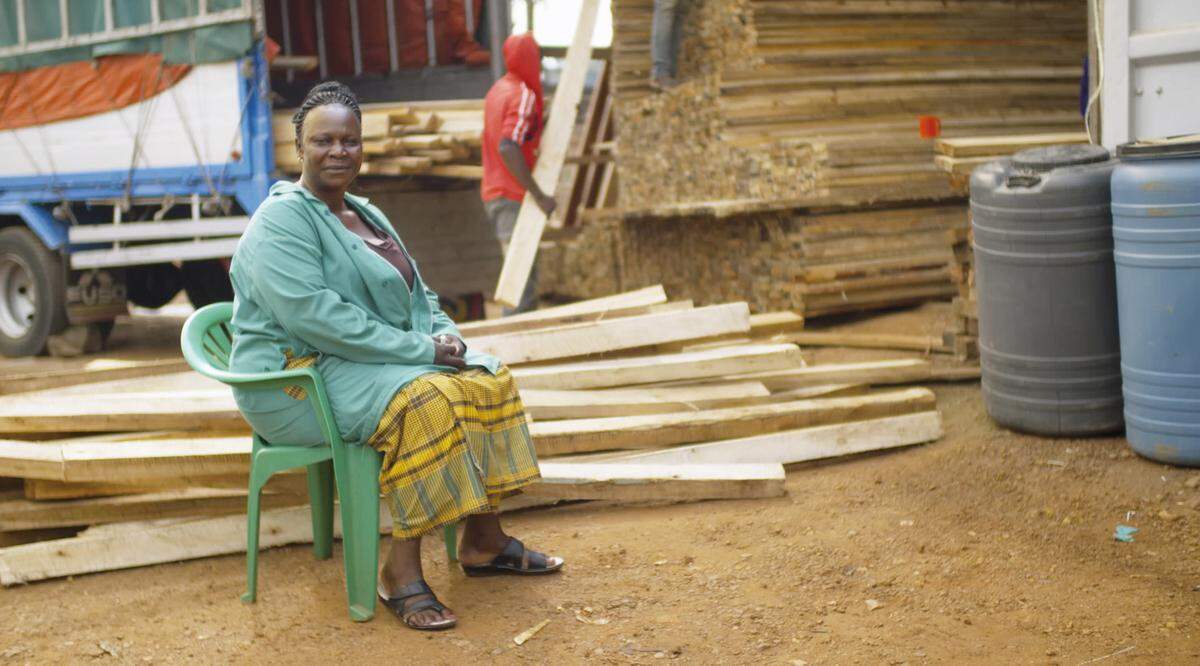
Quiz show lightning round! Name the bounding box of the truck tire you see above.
[0,227,68,357]
[181,259,234,308]
[125,263,183,309]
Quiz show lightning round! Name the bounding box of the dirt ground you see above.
[3,305,1200,664]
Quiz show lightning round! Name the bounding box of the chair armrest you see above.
[211,367,344,447]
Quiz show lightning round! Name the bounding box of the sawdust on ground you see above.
[2,304,1199,664]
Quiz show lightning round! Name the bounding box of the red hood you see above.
[503,33,542,96]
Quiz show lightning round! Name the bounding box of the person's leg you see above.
[489,198,536,315]
[457,513,510,564]
[379,535,458,627]
[650,0,681,82]
[668,0,688,79]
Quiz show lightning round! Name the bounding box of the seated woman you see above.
[227,81,562,631]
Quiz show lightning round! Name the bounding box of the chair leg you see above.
[332,442,383,622]
[442,523,458,563]
[241,468,267,604]
[307,460,335,560]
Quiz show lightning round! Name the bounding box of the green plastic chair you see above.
[181,301,457,622]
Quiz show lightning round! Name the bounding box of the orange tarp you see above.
[0,54,190,131]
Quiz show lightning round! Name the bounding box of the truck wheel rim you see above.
[0,253,36,339]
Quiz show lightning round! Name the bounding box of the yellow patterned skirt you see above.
[368,366,540,538]
[283,358,540,539]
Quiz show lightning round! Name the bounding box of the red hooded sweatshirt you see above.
[481,33,543,203]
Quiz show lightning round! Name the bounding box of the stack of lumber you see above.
[0,286,967,585]
[610,0,1087,211]
[272,100,484,180]
[933,131,1090,192]
[930,132,1093,361]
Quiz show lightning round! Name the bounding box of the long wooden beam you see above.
[457,285,668,336]
[510,343,805,390]
[493,0,601,306]
[471,302,752,365]
[529,388,936,456]
[520,382,771,420]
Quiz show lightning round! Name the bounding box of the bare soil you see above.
[3,304,1199,664]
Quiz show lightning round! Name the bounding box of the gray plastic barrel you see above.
[1113,136,1200,466]
[971,144,1123,435]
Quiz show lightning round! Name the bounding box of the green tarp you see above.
[0,0,253,72]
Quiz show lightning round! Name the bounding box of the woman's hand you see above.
[433,338,466,369]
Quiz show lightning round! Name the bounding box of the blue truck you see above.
[0,0,505,357]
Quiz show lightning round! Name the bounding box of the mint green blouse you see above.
[228,181,500,446]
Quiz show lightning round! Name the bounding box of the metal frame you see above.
[385,0,400,72]
[0,0,254,59]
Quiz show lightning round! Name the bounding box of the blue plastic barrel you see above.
[1113,137,1200,466]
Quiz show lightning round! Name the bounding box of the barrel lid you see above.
[1116,134,1200,160]
[1011,144,1111,172]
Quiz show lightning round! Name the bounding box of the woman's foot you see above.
[457,513,564,574]
[379,537,457,630]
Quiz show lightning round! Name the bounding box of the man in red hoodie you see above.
[481,33,556,314]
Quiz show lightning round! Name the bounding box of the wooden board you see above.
[457,285,668,337]
[0,358,190,396]
[0,391,243,434]
[714,358,940,391]
[529,387,936,456]
[510,343,805,390]
[527,462,786,501]
[493,0,601,306]
[520,382,771,420]
[779,331,951,354]
[470,302,751,364]
[0,488,306,531]
[934,131,1089,157]
[603,411,943,465]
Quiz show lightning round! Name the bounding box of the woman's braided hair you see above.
[291,81,362,149]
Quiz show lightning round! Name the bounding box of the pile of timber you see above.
[929,132,1095,361]
[933,131,1090,192]
[273,100,484,180]
[610,0,1087,211]
[0,286,972,585]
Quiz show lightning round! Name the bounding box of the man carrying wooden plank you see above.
[482,33,557,314]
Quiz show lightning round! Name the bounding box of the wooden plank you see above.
[0,488,306,531]
[934,131,1088,157]
[526,462,786,501]
[0,505,319,586]
[24,479,179,500]
[716,359,976,391]
[493,0,601,307]
[520,382,771,420]
[0,391,243,434]
[779,331,952,354]
[0,441,63,480]
[469,302,751,365]
[0,358,190,396]
[604,411,943,465]
[58,436,253,484]
[933,154,996,176]
[457,285,668,337]
[529,388,936,456]
[510,343,805,390]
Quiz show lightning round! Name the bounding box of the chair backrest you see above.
[181,301,236,377]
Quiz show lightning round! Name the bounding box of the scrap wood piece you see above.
[527,462,786,501]
[520,382,771,420]
[493,0,601,307]
[457,285,668,337]
[0,488,305,531]
[469,302,751,365]
[604,411,943,466]
[510,343,805,390]
[529,387,936,456]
